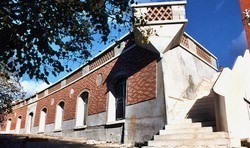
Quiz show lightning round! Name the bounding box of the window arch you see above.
[75,91,89,127]
[15,116,22,134]
[54,101,65,130]
[107,77,127,122]
[6,118,11,133]
[26,112,34,133]
[39,107,47,133]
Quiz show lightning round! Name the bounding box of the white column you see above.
[26,114,33,133]
[55,104,63,130]
[75,97,84,127]
[15,117,21,134]
[38,110,46,132]
[107,91,116,122]
[6,119,11,133]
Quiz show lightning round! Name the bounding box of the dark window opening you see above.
[59,102,65,123]
[115,78,126,120]
[81,92,89,125]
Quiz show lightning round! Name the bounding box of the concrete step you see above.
[195,97,214,103]
[187,113,214,119]
[191,117,215,123]
[169,119,192,125]
[169,119,216,127]
[200,121,216,127]
[194,101,214,106]
[164,122,202,130]
[189,107,215,112]
[192,102,214,107]
[176,106,215,115]
[160,127,213,135]
[148,138,229,147]
[154,132,228,140]
[188,106,215,113]
[188,114,215,121]
[177,99,214,107]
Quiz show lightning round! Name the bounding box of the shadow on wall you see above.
[105,36,159,102]
[186,91,216,130]
[104,35,161,144]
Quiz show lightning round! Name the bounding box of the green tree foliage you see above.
[0,0,133,84]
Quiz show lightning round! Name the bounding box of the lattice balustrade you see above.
[147,6,173,21]
[196,45,212,64]
[181,34,189,48]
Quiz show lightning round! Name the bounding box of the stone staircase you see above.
[143,72,246,148]
[144,94,244,148]
[171,73,219,123]
[144,119,233,148]
[186,96,216,125]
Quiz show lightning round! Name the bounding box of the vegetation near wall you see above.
[0,0,134,114]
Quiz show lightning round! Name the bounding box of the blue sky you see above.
[21,0,247,97]
[184,0,246,68]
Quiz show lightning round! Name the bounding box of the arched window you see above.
[54,101,64,130]
[15,116,22,134]
[6,118,11,133]
[26,112,33,133]
[107,78,127,122]
[39,107,47,133]
[75,91,89,127]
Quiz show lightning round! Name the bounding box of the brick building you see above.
[1,1,250,147]
[240,0,250,47]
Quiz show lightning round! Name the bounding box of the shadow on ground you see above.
[0,134,117,148]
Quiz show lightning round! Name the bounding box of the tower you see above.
[240,0,250,48]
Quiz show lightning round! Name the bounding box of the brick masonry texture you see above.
[66,70,83,84]
[48,83,61,94]
[38,92,44,98]
[180,34,213,65]
[89,49,115,71]
[181,34,189,49]
[2,105,28,131]
[196,45,211,64]
[31,47,158,127]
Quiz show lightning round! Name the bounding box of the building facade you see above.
[240,0,250,47]
[1,1,250,147]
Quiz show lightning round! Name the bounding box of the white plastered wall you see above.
[213,50,250,139]
[132,1,218,124]
[161,46,217,123]
[133,1,187,55]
